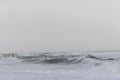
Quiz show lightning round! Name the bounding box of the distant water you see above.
[0,52,120,80]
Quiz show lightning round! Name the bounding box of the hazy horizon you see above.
[0,0,120,53]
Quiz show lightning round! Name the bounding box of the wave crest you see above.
[0,53,119,65]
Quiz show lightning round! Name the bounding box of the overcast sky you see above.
[0,0,120,53]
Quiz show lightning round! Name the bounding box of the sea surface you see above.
[0,51,120,80]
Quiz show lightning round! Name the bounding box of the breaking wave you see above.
[0,52,120,65]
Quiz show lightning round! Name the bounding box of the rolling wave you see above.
[0,53,120,65]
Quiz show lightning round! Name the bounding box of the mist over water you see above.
[1,0,120,52]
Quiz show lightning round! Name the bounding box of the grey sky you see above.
[0,0,120,53]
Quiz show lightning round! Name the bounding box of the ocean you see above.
[0,51,120,80]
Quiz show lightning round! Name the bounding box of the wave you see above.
[0,53,120,65]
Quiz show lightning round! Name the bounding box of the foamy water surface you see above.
[0,52,120,80]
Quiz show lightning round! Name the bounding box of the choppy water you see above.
[1,52,120,80]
